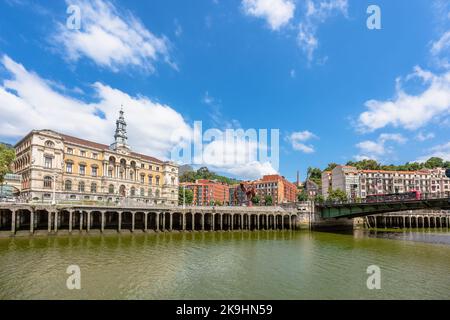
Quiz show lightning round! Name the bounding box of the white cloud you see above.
[198,137,277,180]
[357,67,450,132]
[241,0,347,62]
[297,0,348,62]
[430,31,450,69]
[355,133,406,160]
[416,131,435,142]
[0,55,273,179]
[287,130,317,153]
[417,142,450,162]
[53,0,174,73]
[242,0,295,30]
[0,55,190,160]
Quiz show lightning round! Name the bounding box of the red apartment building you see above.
[181,179,230,206]
[253,174,297,205]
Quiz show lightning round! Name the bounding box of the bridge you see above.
[0,203,298,236]
[317,193,450,219]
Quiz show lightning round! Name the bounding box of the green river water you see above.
[0,229,449,300]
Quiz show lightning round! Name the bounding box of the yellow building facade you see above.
[13,110,179,205]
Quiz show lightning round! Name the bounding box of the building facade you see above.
[181,179,230,206]
[322,165,450,199]
[253,174,297,204]
[13,109,179,206]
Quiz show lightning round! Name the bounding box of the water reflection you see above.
[0,230,448,300]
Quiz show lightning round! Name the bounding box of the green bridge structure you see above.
[316,193,450,219]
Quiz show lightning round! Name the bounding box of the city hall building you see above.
[12,109,179,206]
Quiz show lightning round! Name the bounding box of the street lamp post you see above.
[183,185,186,209]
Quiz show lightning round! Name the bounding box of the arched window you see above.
[148,189,153,197]
[140,188,145,196]
[109,184,115,194]
[43,176,52,189]
[65,180,72,191]
[171,177,175,185]
[78,181,85,192]
[130,187,136,196]
[45,140,55,148]
[149,175,153,185]
[91,183,97,193]
[130,171,134,181]
[155,176,160,185]
[155,189,160,197]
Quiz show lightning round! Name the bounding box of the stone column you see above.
[131,212,135,232]
[231,214,234,231]
[162,213,166,231]
[182,213,186,231]
[69,210,73,233]
[144,213,148,232]
[240,214,243,230]
[86,211,90,232]
[54,211,59,233]
[156,213,159,232]
[169,213,173,231]
[30,209,34,234]
[220,214,223,230]
[212,214,215,231]
[101,212,105,233]
[192,214,195,231]
[118,212,122,232]
[201,213,205,231]
[11,210,16,235]
[257,215,260,230]
[289,215,292,230]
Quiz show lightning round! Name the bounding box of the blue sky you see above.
[0,0,450,181]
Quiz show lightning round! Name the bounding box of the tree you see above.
[297,190,308,202]
[324,163,338,171]
[264,195,273,206]
[314,194,325,204]
[252,195,260,205]
[307,167,322,187]
[178,187,193,206]
[0,144,15,184]
[424,157,444,169]
[346,159,380,170]
[328,189,348,202]
[179,166,240,185]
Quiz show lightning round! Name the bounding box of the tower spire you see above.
[110,106,130,152]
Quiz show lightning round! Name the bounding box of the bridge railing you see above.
[319,192,450,207]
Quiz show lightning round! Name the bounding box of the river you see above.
[0,229,449,300]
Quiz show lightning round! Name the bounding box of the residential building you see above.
[321,171,332,198]
[12,109,179,205]
[323,165,450,199]
[253,174,297,204]
[181,179,230,206]
[304,180,320,198]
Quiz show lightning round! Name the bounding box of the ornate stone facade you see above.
[13,110,179,206]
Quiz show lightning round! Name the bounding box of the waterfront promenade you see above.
[0,203,299,236]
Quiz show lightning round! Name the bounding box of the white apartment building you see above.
[322,166,450,199]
